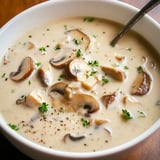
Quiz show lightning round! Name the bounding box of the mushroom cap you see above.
[131,71,151,96]
[65,58,98,90]
[101,92,117,108]
[102,66,126,81]
[48,82,99,114]
[49,81,68,97]
[49,48,76,69]
[71,93,99,114]
[10,56,35,81]
[65,29,90,51]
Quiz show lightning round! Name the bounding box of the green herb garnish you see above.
[28,80,31,85]
[1,73,6,78]
[124,66,129,70]
[64,25,67,30]
[8,123,19,131]
[28,35,32,38]
[58,74,64,81]
[81,118,90,127]
[38,102,49,114]
[83,17,95,22]
[35,62,41,67]
[137,66,143,73]
[126,48,132,52]
[121,109,133,120]
[90,70,97,76]
[88,60,99,67]
[85,70,97,78]
[39,47,46,52]
[73,38,81,45]
[76,49,83,57]
[102,76,109,85]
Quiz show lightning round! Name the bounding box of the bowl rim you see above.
[0,0,159,159]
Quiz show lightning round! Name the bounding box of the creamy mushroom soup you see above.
[0,17,160,152]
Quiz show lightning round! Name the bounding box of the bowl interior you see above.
[0,0,159,160]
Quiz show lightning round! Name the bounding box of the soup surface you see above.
[0,17,160,152]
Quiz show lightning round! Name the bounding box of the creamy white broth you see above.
[0,17,160,152]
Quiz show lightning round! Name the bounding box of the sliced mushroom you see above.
[63,133,85,143]
[49,81,74,100]
[49,48,76,68]
[102,66,126,81]
[49,83,99,114]
[65,59,98,90]
[101,92,117,108]
[65,29,90,50]
[38,65,53,87]
[49,81,68,97]
[131,71,151,96]
[71,93,99,114]
[10,56,35,81]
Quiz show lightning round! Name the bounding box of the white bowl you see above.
[0,0,159,160]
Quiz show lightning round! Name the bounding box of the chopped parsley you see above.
[1,73,8,81]
[124,66,129,70]
[90,70,97,76]
[73,38,82,45]
[28,80,31,85]
[76,49,83,57]
[83,17,95,22]
[64,25,67,30]
[88,60,99,67]
[137,66,143,73]
[121,109,133,120]
[126,48,132,52]
[8,123,19,131]
[102,76,109,85]
[93,34,97,38]
[38,102,49,114]
[1,73,6,78]
[28,35,32,38]
[86,70,97,78]
[81,118,90,127]
[39,47,46,52]
[35,62,41,67]
[58,74,64,81]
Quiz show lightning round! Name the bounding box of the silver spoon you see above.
[110,0,160,47]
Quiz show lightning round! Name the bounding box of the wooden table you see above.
[0,0,159,160]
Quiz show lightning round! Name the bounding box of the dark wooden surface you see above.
[0,0,160,160]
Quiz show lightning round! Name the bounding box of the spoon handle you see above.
[110,0,160,47]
